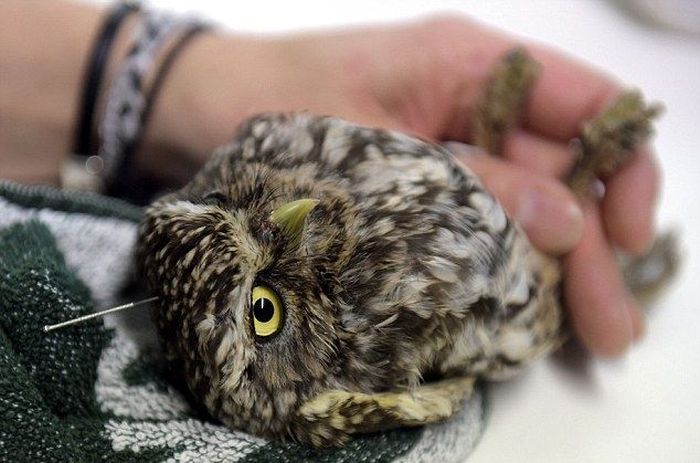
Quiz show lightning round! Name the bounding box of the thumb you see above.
[445,142,584,255]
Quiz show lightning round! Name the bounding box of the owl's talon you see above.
[566,91,662,197]
[472,46,540,156]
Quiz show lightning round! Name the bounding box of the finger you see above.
[523,45,621,141]
[502,129,575,177]
[418,18,620,143]
[447,144,584,255]
[502,132,659,254]
[564,201,640,357]
[602,146,660,254]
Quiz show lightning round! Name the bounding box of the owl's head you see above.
[138,166,356,440]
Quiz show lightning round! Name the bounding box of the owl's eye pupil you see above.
[251,285,284,338]
[253,298,275,322]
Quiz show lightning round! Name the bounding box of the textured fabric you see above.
[0,180,486,462]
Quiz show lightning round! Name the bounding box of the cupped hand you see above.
[151,16,659,357]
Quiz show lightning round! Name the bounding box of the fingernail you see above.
[516,187,585,253]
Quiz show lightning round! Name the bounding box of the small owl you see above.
[137,50,669,446]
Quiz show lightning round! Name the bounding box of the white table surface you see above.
[89,1,700,461]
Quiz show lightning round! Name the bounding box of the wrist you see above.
[91,11,212,193]
[0,1,103,184]
[138,32,286,185]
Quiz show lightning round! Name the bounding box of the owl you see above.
[137,50,668,446]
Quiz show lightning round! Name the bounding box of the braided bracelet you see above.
[99,10,208,199]
[108,21,209,199]
[62,1,139,191]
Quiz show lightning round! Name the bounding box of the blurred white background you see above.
[87,0,700,461]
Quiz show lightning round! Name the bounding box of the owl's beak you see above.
[270,198,320,241]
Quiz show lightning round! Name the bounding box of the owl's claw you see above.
[472,47,540,157]
[566,91,662,197]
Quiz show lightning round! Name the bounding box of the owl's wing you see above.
[292,376,475,446]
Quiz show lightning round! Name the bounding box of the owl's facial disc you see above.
[251,284,284,338]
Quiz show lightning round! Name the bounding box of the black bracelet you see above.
[108,22,209,200]
[72,1,139,158]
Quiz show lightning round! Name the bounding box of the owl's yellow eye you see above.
[251,285,284,338]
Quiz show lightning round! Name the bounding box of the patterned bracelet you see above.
[62,1,139,192]
[98,9,208,199]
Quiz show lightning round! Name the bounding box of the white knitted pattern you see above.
[96,332,189,421]
[396,388,485,463]
[0,197,136,307]
[99,332,266,462]
[105,419,266,462]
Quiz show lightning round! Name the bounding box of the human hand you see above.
[147,16,659,357]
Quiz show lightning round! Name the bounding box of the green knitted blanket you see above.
[0,180,486,462]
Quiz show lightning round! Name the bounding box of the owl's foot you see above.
[566,91,662,197]
[291,376,475,447]
[621,230,681,304]
[474,48,662,200]
[471,47,540,156]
